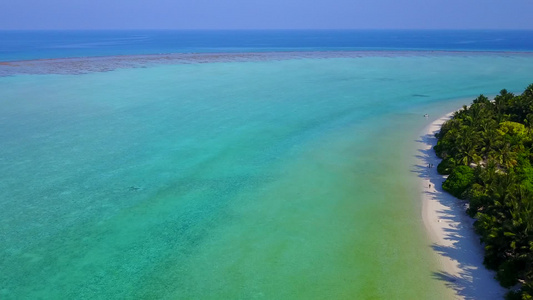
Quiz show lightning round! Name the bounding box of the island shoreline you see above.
[416,111,506,299]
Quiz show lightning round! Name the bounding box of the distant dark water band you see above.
[1,50,533,77]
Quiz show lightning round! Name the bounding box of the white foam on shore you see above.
[417,112,506,299]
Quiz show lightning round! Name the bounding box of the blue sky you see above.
[1,0,532,30]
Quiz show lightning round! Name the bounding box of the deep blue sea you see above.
[1,30,533,61]
[1,30,533,299]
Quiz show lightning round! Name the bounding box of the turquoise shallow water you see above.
[1,54,533,299]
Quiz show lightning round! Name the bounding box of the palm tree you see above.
[494,143,518,169]
[454,126,482,165]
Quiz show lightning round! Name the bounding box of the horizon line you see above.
[2,28,533,32]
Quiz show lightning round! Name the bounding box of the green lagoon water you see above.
[1,54,533,299]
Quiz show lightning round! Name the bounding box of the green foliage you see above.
[496,260,521,288]
[523,283,533,300]
[498,121,527,137]
[463,183,488,217]
[505,290,523,300]
[442,165,474,198]
[505,288,533,300]
[435,84,533,298]
[437,157,455,175]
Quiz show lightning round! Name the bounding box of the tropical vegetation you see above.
[434,84,533,300]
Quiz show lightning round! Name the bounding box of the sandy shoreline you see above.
[416,112,506,299]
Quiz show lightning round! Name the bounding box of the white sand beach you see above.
[417,113,507,299]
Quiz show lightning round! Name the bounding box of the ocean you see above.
[1,30,533,299]
[1,30,533,61]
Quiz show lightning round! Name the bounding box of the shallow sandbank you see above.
[2,50,533,77]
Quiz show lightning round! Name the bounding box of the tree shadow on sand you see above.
[410,130,505,300]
